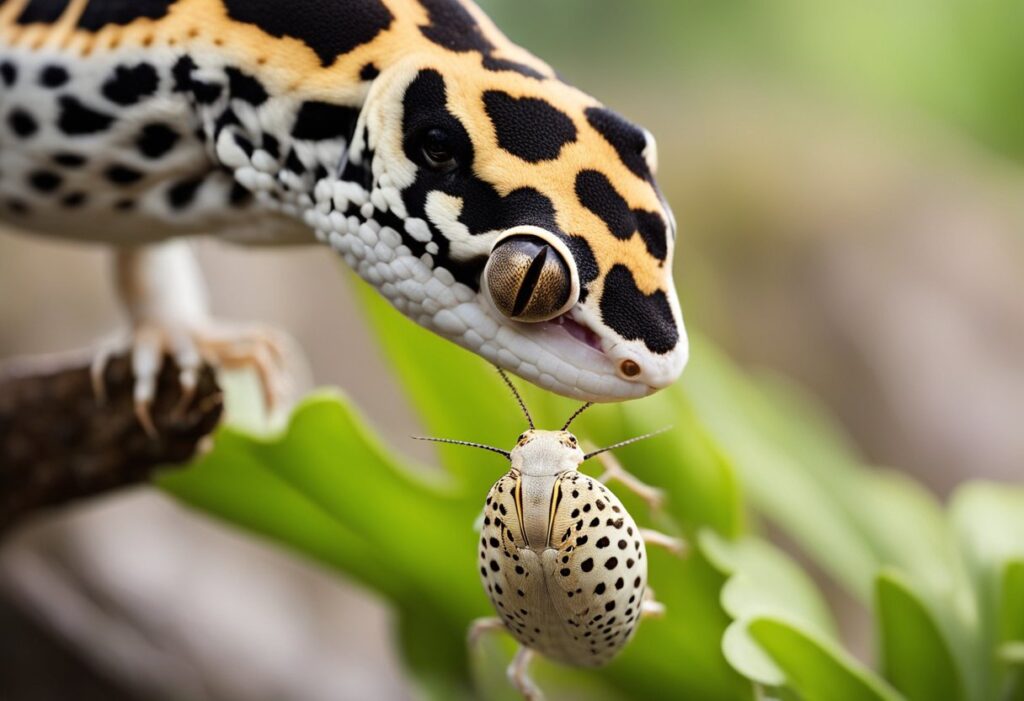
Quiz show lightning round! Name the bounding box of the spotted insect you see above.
[418,370,685,700]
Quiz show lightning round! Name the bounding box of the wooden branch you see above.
[0,353,222,533]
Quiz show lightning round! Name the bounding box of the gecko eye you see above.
[485,234,576,323]
[418,127,458,172]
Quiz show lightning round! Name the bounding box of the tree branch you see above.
[0,353,222,533]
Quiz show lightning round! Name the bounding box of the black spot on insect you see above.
[494,584,503,595]
[600,265,679,354]
[61,192,86,208]
[615,577,624,590]
[517,589,525,597]
[572,490,580,498]
[596,499,606,511]
[8,109,38,138]
[15,0,69,25]
[627,558,635,568]
[581,558,594,573]
[292,101,359,141]
[167,177,204,208]
[360,63,380,81]
[594,582,606,595]
[39,65,69,88]
[618,540,627,550]
[136,123,180,159]
[609,518,625,529]
[489,560,500,573]
[28,170,62,193]
[480,566,486,576]
[583,503,591,513]
[489,537,499,547]
[561,555,570,564]
[77,0,173,30]
[498,504,507,516]
[571,508,580,518]
[590,517,600,528]
[605,600,616,612]
[226,67,268,106]
[514,565,524,575]
[595,536,610,549]
[483,90,576,163]
[560,568,570,577]
[58,97,114,135]
[52,152,86,167]
[223,0,393,67]
[612,505,621,513]
[576,535,589,546]
[105,165,143,185]
[102,63,159,106]
[605,557,618,570]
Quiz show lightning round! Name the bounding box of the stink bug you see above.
[416,370,686,700]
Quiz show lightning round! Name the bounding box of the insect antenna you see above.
[561,402,593,431]
[583,427,671,461]
[412,436,511,459]
[496,367,534,429]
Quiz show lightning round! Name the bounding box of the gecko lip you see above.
[545,314,603,353]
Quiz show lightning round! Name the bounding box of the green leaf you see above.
[748,617,903,701]
[1002,561,1024,645]
[951,483,1024,700]
[875,570,966,701]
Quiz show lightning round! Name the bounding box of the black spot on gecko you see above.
[291,101,359,141]
[58,97,115,135]
[77,0,174,30]
[167,177,204,208]
[226,67,268,106]
[28,170,62,193]
[223,0,393,67]
[15,0,69,25]
[585,106,652,181]
[0,61,16,87]
[483,90,576,163]
[136,123,180,159]
[39,65,68,88]
[600,265,679,354]
[8,109,38,138]
[102,64,159,106]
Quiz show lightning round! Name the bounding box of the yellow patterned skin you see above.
[0,0,688,401]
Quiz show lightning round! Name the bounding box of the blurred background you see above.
[2,1,1022,698]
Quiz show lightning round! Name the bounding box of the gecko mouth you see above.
[547,314,603,353]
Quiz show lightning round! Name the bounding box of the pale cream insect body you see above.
[418,370,685,700]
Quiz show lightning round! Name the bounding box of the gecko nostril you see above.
[619,359,641,378]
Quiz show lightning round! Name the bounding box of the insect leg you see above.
[640,587,667,619]
[592,450,665,511]
[507,646,544,701]
[467,616,506,646]
[639,528,688,557]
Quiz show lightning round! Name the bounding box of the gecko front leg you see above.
[92,241,286,435]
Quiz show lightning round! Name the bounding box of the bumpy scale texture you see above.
[0,0,688,401]
[479,469,646,666]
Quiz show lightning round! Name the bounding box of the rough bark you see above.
[0,354,222,533]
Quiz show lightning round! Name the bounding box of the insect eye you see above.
[517,433,526,442]
[419,127,457,172]
[485,234,576,322]
[568,436,577,445]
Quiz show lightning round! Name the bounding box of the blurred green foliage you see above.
[479,0,1024,161]
[158,277,1024,700]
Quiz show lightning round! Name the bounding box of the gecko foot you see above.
[91,322,287,437]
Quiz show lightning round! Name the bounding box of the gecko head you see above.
[329,54,687,401]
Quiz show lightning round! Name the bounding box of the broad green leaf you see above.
[748,617,903,701]
[701,530,836,688]
[875,571,966,701]
[951,483,1024,700]
[1002,561,1024,645]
